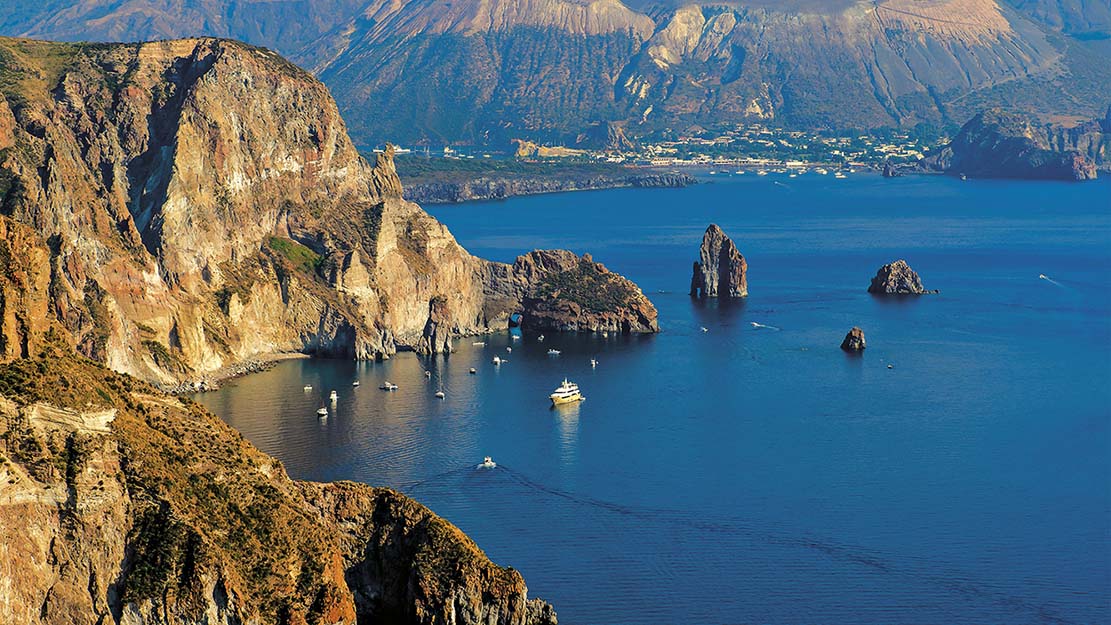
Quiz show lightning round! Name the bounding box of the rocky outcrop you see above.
[882,161,902,178]
[485,251,658,334]
[841,327,866,351]
[921,108,1100,180]
[403,171,695,204]
[868,260,936,295]
[690,225,748,298]
[0,345,555,625]
[0,37,656,387]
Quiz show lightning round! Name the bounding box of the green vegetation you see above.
[266,236,322,274]
[535,259,639,313]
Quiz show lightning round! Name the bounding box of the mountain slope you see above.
[0,340,556,625]
[0,36,657,387]
[0,0,1108,145]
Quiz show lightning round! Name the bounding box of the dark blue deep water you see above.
[199,173,1111,625]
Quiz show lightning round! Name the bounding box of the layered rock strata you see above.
[868,260,935,294]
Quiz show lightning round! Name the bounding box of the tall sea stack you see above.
[691,224,748,298]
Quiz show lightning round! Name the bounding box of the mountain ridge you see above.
[1,0,1108,144]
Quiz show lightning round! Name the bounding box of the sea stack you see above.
[841,327,866,351]
[868,260,935,294]
[691,224,748,298]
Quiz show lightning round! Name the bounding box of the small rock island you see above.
[691,224,748,298]
[841,327,867,351]
[868,260,937,294]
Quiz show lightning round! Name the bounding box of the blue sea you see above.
[198,173,1111,625]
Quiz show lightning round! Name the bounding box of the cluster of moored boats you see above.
[312,333,591,416]
[708,167,854,179]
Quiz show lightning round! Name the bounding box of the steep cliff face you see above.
[690,224,748,299]
[922,107,1101,179]
[0,37,656,386]
[0,344,555,625]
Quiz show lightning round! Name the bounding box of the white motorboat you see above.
[538,335,545,342]
[590,358,598,368]
[352,381,360,387]
[469,368,477,374]
[479,456,496,469]
[700,327,709,333]
[506,347,512,353]
[435,390,445,399]
[316,407,328,417]
[329,390,338,402]
[548,349,561,356]
[303,385,312,391]
[493,355,502,365]
[550,379,585,405]
[380,382,399,391]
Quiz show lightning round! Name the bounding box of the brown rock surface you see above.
[690,224,748,298]
[0,344,555,625]
[0,37,655,387]
[841,327,866,351]
[868,260,934,295]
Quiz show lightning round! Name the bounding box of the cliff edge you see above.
[0,37,656,388]
[0,341,556,625]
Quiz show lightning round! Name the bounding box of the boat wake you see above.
[1038,273,1065,288]
[402,464,1076,625]
[750,322,781,331]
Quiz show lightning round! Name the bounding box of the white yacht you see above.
[329,390,338,402]
[380,382,398,391]
[479,456,497,469]
[352,381,360,387]
[550,379,585,405]
[435,390,445,399]
[548,349,561,356]
[590,358,598,368]
[303,385,312,391]
[493,355,502,365]
[316,407,328,417]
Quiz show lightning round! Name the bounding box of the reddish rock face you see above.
[868,259,933,294]
[841,326,866,351]
[690,224,748,298]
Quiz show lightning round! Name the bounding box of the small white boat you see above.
[472,341,486,346]
[479,456,497,469]
[329,390,338,402]
[709,170,717,175]
[506,347,512,353]
[424,370,432,379]
[756,170,768,176]
[700,327,709,333]
[548,349,561,356]
[303,385,313,391]
[602,331,609,338]
[1038,274,1049,280]
[352,381,360,387]
[493,355,502,365]
[435,390,445,399]
[316,407,328,417]
[380,382,399,391]
[590,358,598,368]
[735,170,744,175]
[469,368,477,374]
[512,334,521,341]
[538,335,545,342]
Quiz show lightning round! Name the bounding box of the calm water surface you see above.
[199,173,1111,624]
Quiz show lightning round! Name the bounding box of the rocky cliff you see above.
[690,224,748,298]
[0,37,657,388]
[922,108,1101,179]
[0,341,556,625]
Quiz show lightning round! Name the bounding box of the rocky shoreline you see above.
[403,171,696,204]
[160,352,311,394]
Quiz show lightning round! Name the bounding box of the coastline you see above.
[402,170,696,204]
[164,351,311,394]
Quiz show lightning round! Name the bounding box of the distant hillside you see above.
[2,0,1109,144]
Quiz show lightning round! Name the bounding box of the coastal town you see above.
[388,123,940,172]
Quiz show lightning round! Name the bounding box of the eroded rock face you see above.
[484,251,659,334]
[0,347,556,625]
[841,327,866,351]
[922,108,1100,180]
[868,260,934,294]
[690,224,747,298]
[0,37,655,386]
